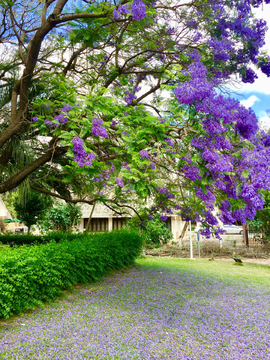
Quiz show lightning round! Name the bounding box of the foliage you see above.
[0,229,143,319]
[13,190,53,233]
[0,231,84,246]
[128,215,173,246]
[0,0,270,238]
[248,190,270,243]
[1,191,17,218]
[41,203,82,232]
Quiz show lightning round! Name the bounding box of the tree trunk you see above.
[85,201,96,231]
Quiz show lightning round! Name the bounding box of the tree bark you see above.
[85,201,96,231]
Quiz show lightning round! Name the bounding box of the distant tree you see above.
[128,214,173,247]
[248,190,270,243]
[14,190,53,234]
[42,203,82,233]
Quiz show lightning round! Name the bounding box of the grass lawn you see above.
[0,257,269,359]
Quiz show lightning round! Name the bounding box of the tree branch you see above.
[30,185,97,205]
[0,145,67,193]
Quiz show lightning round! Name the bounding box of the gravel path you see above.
[0,264,270,359]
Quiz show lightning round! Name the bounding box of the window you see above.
[84,218,108,232]
[113,218,126,230]
[165,217,171,231]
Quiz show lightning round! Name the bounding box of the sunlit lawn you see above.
[0,257,269,359]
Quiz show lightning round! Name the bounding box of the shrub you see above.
[0,229,142,319]
[40,203,82,232]
[0,231,86,246]
[127,215,173,247]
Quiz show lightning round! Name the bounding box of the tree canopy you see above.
[1,0,270,237]
[14,189,53,233]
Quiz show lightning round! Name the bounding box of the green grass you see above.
[137,256,270,287]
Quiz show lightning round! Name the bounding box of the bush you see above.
[0,231,87,246]
[0,229,142,319]
[127,215,173,247]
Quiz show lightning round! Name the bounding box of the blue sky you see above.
[230,6,270,130]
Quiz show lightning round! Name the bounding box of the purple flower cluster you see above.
[164,137,174,147]
[139,149,149,159]
[113,5,129,19]
[92,118,109,138]
[44,119,53,126]
[121,162,131,170]
[175,61,213,105]
[259,61,270,77]
[72,136,97,167]
[113,0,146,22]
[124,91,137,104]
[53,104,73,126]
[116,177,124,187]
[131,0,146,21]
[156,186,175,199]
[241,68,258,83]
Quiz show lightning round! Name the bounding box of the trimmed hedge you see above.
[0,231,83,246]
[0,230,142,319]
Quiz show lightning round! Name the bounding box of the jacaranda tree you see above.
[1,0,270,237]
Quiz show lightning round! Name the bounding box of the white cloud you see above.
[259,116,270,131]
[240,95,260,108]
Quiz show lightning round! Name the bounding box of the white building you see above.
[0,197,12,220]
[79,202,185,242]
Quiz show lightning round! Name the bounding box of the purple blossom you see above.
[124,92,137,104]
[113,4,129,19]
[85,152,97,167]
[156,186,175,199]
[175,61,214,105]
[44,119,53,126]
[131,0,146,21]
[53,113,68,124]
[116,178,124,187]
[139,149,149,159]
[92,118,109,138]
[160,215,168,221]
[121,162,131,170]
[259,62,270,77]
[184,165,201,181]
[164,137,174,147]
[241,68,258,83]
[61,104,73,112]
[110,164,115,173]
[72,136,96,167]
[33,117,39,123]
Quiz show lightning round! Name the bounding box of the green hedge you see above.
[0,231,83,246]
[0,230,142,319]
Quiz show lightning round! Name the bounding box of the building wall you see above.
[0,197,12,219]
[79,202,186,241]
